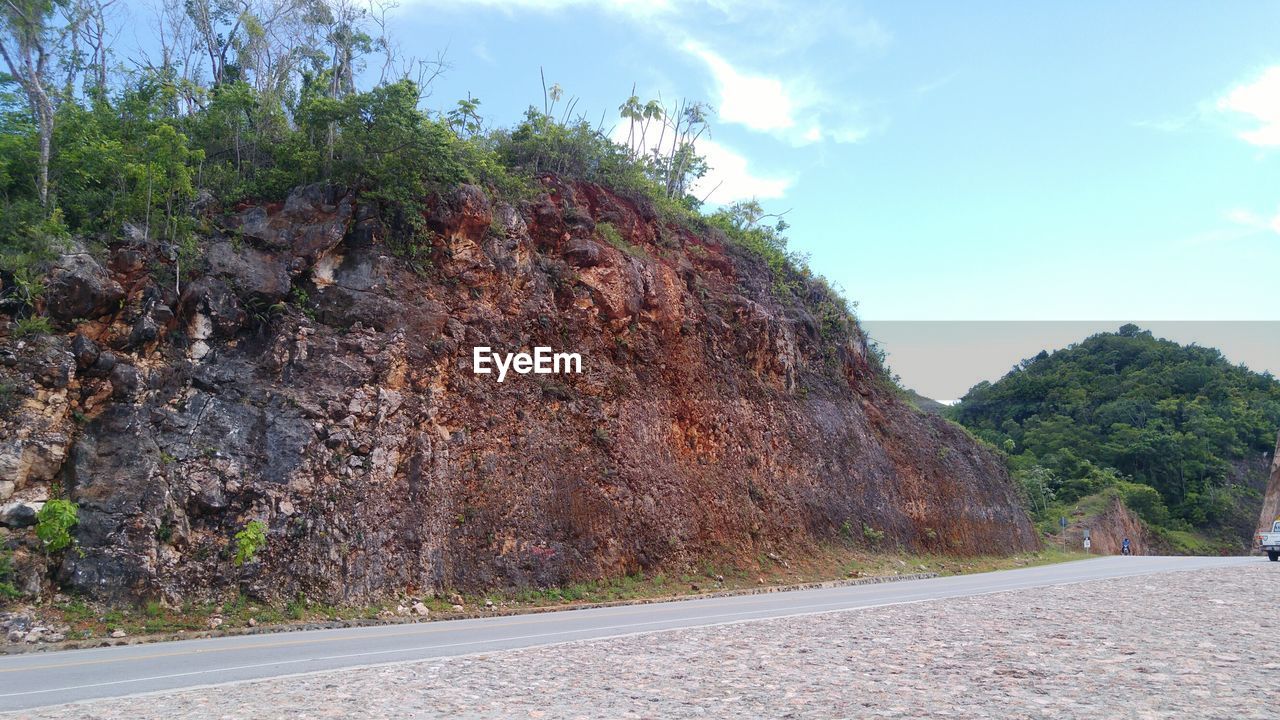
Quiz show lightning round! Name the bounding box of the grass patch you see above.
[597,221,648,259]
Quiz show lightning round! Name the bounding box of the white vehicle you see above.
[1260,520,1280,562]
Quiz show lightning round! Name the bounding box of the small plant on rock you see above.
[232,520,267,567]
[839,519,855,541]
[0,549,22,599]
[36,500,79,553]
[862,523,886,545]
[13,315,53,338]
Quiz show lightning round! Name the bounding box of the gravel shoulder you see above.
[18,563,1278,720]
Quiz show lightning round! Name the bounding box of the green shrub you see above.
[597,221,645,258]
[1115,480,1170,525]
[232,520,267,567]
[839,519,855,540]
[862,523,885,545]
[0,549,21,600]
[35,499,79,553]
[12,315,53,337]
[286,593,307,620]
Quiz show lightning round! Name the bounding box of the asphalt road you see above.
[0,555,1261,713]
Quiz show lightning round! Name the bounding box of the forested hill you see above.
[951,324,1280,549]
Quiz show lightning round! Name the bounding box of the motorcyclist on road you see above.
[1121,537,1131,556]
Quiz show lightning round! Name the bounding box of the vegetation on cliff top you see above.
[950,324,1280,550]
[1,0,853,338]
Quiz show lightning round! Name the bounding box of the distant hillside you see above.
[950,324,1280,551]
[903,389,949,415]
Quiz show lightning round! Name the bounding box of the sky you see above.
[113,1,1280,389]
[362,0,1280,322]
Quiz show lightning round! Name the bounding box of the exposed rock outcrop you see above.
[1257,430,1280,534]
[1063,495,1152,555]
[42,248,125,322]
[0,179,1037,605]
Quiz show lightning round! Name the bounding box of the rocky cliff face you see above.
[1062,496,1151,555]
[0,178,1036,605]
[1258,431,1280,535]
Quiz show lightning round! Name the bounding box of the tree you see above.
[446,93,482,138]
[184,0,248,87]
[0,0,78,206]
[72,0,115,97]
[950,325,1280,541]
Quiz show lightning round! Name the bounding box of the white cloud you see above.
[1217,66,1280,146]
[682,41,799,133]
[472,42,495,65]
[693,138,793,203]
[681,41,870,146]
[419,0,882,147]
[1224,206,1280,235]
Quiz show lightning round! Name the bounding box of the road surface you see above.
[0,555,1259,713]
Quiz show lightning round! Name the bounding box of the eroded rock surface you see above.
[1257,430,1280,533]
[0,179,1036,605]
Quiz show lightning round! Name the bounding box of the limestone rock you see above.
[0,501,39,528]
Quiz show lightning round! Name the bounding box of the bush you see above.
[0,550,21,600]
[232,520,267,566]
[35,499,78,553]
[0,205,67,311]
[12,315,53,337]
[862,523,886,545]
[597,221,644,257]
[1115,480,1170,525]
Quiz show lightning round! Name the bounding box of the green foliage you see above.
[0,203,65,311]
[0,549,20,600]
[232,520,267,567]
[862,523,886,544]
[596,221,645,258]
[953,326,1280,539]
[707,200,793,284]
[839,519,855,540]
[287,593,307,620]
[1014,464,1057,518]
[35,499,79,553]
[495,107,651,193]
[12,314,52,336]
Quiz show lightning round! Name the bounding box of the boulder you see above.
[108,363,143,400]
[565,238,604,268]
[0,501,39,528]
[427,184,493,241]
[44,251,124,322]
[230,184,352,267]
[180,276,245,340]
[205,240,291,301]
[71,333,100,370]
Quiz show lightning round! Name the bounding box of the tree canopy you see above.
[951,325,1280,546]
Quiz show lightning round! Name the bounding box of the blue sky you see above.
[366,0,1280,322]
